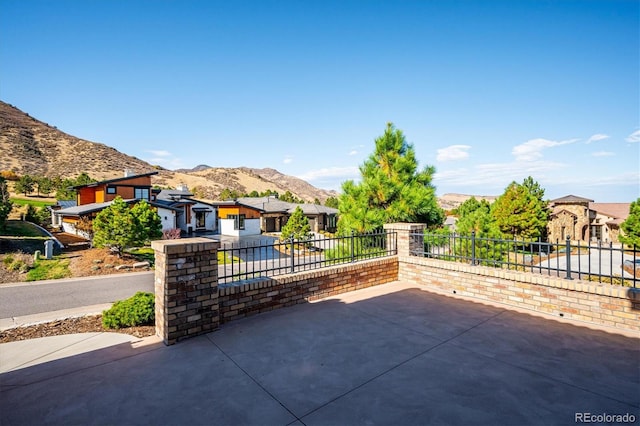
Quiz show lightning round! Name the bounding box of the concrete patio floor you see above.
[1,281,638,426]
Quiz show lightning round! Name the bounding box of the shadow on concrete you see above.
[1,284,638,425]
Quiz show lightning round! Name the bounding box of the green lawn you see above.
[10,198,56,209]
[1,220,49,237]
[26,258,71,281]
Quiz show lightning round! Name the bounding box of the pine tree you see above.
[0,177,12,231]
[338,123,443,233]
[620,199,640,248]
[131,200,163,243]
[491,177,549,239]
[15,175,34,196]
[281,206,311,241]
[93,197,139,256]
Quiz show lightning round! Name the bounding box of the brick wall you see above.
[398,255,640,334]
[218,257,398,323]
[151,238,220,345]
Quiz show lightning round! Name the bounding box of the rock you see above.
[115,264,131,270]
[133,261,150,269]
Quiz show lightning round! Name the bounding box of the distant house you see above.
[214,196,338,237]
[547,195,630,244]
[54,171,160,238]
[154,185,217,234]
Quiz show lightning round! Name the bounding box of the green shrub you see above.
[102,292,155,329]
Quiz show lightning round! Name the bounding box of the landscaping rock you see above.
[133,261,150,269]
[115,264,131,270]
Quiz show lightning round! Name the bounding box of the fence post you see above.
[151,238,220,345]
[350,230,355,262]
[289,237,295,273]
[564,235,573,280]
[383,223,426,256]
[471,231,476,265]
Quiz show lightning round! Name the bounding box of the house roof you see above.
[56,199,138,216]
[57,199,174,216]
[71,171,158,189]
[589,203,631,221]
[156,189,194,201]
[215,197,339,216]
[550,195,594,204]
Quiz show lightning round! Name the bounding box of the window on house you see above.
[106,186,116,194]
[227,214,245,230]
[134,188,150,200]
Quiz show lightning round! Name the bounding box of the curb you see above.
[0,303,113,331]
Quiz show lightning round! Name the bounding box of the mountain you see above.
[0,101,337,202]
[0,101,156,180]
[438,193,498,211]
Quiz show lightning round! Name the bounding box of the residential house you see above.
[214,196,338,237]
[54,171,159,238]
[154,185,217,234]
[547,195,630,244]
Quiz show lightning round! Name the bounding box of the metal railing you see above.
[218,230,397,284]
[414,231,639,288]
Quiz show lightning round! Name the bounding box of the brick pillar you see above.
[151,238,220,345]
[384,223,426,257]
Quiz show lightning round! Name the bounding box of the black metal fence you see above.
[414,231,639,288]
[218,230,397,284]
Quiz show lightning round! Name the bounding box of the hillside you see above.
[438,193,498,211]
[0,101,336,202]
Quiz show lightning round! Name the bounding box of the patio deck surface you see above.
[1,281,638,425]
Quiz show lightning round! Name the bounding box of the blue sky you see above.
[1,0,638,202]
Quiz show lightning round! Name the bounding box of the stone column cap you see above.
[151,238,220,254]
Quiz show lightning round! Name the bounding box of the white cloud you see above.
[436,145,471,162]
[283,155,294,164]
[512,138,578,161]
[434,160,567,189]
[146,150,172,157]
[348,150,358,156]
[591,151,615,157]
[586,134,610,144]
[626,129,640,143]
[297,166,360,181]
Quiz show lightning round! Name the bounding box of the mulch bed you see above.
[0,315,155,344]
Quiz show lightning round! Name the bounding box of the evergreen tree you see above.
[93,197,159,255]
[620,199,640,248]
[15,175,34,196]
[281,206,311,241]
[491,177,548,239]
[130,200,163,243]
[37,176,53,196]
[324,196,339,209]
[93,197,138,256]
[338,123,443,233]
[0,177,12,231]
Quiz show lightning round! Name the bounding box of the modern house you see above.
[547,195,631,244]
[214,196,338,237]
[54,172,218,238]
[154,185,217,234]
[54,171,159,238]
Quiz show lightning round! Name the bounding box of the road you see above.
[0,271,154,318]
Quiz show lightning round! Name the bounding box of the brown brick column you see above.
[384,223,426,257]
[151,238,220,345]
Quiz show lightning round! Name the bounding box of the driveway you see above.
[1,281,637,425]
[537,249,638,280]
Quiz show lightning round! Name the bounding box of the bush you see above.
[102,292,155,329]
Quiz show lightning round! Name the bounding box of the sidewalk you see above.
[1,282,638,425]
